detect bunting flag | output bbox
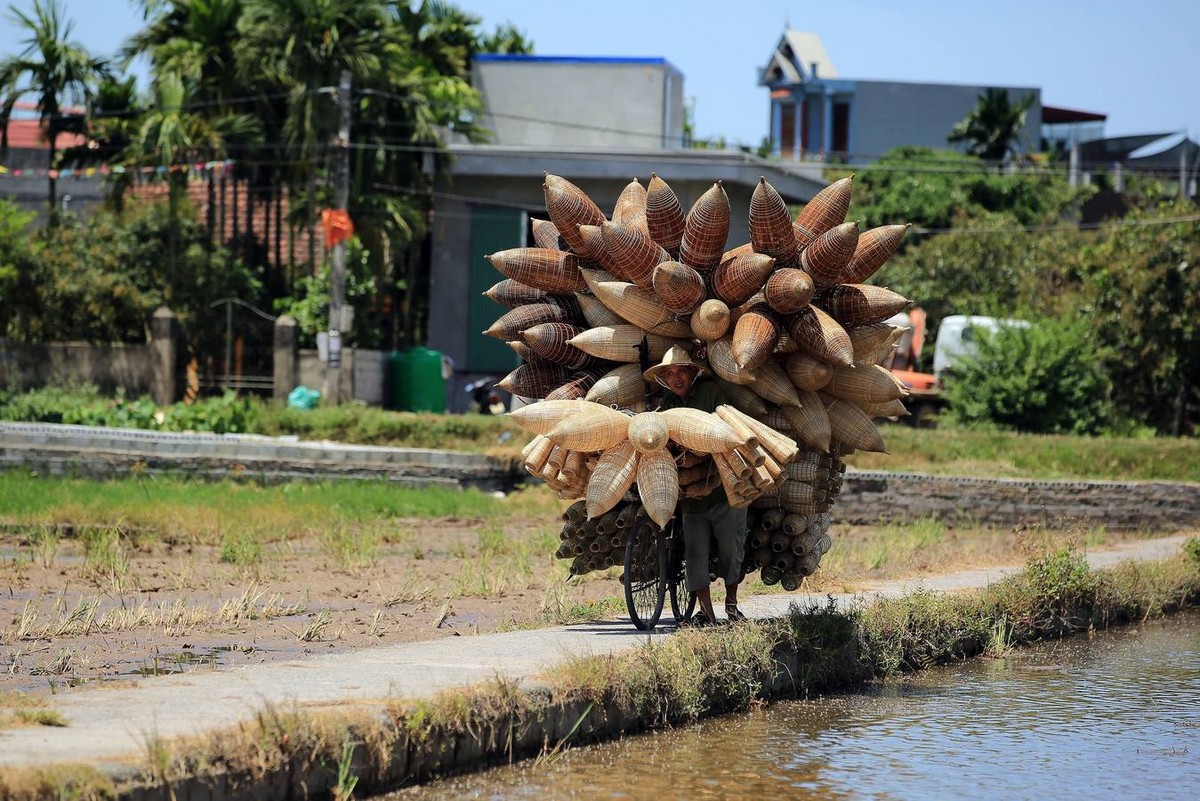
[0,159,235,180]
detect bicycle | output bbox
[623,506,696,631]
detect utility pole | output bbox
[324,70,352,405]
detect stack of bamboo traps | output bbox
[555,499,644,577]
[489,172,911,589]
[740,507,834,591]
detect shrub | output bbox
[942,317,1114,434]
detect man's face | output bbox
[661,366,699,398]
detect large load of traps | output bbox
[491,171,911,590]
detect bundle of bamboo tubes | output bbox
[487,172,912,589]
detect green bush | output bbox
[942,317,1115,434]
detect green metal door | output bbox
[468,206,527,373]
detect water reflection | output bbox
[384,611,1200,800]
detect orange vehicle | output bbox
[881,307,942,426]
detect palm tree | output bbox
[0,0,110,214]
[948,88,1036,162]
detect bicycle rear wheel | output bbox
[624,512,666,631]
[665,514,697,624]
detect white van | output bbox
[932,315,1031,379]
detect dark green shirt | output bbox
[650,378,730,511]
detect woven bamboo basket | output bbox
[545,402,632,452]
[784,351,833,391]
[824,363,910,404]
[612,178,648,233]
[715,379,769,417]
[718,405,798,465]
[817,284,911,327]
[660,407,745,453]
[576,225,613,267]
[800,221,859,288]
[522,322,592,369]
[792,175,853,249]
[711,452,753,508]
[484,278,549,309]
[575,292,626,329]
[546,444,567,475]
[840,223,909,285]
[531,218,566,251]
[510,399,589,435]
[781,395,833,451]
[544,173,606,256]
[706,337,758,385]
[781,513,808,536]
[848,323,905,366]
[484,300,578,340]
[712,252,775,307]
[713,406,760,451]
[508,340,554,368]
[721,241,754,261]
[854,398,910,419]
[722,448,753,479]
[727,292,767,329]
[601,221,669,289]
[773,331,801,354]
[569,325,683,363]
[749,177,798,267]
[545,369,606,401]
[523,434,554,473]
[581,269,691,338]
[651,260,706,314]
[585,440,640,519]
[764,268,815,315]
[487,248,587,294]
[646,173,686,258]
[561,449,587,483]
[784,459,831,484]
[690,298,730,341]
[778,480,831,514]
[820,393,888,453]
[497,363,572,399]
[735,441,768,469]
[732,304,781,370]
[786,306,854,367]
[627,411,670,453]
[585,363,648,409]
[749,356,802,407]
[636,448,679,527]
[760,508,786,531]
[678,182,731,271]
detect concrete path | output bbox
[0,533,1191,775]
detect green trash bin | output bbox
[389,347,446,412]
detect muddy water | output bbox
[386,611,1200,800]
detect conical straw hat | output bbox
[706,337,757,385]
[690,298,730,341]
[546,402,632,451]
[732,304,781,370]
[678,182,730,270]
[712,252,775,306]
[764,268,815,315]
[569,325,684,363]
[612,178,648,233]
[786,306,854,367]
[800,221,859,288]
[643,344,710,384]
[785,352,833,391]
[586,440,639,519]
[581,269,691,338]
[660,407,746,453]
[636,448,679,527]
[793,175,852,248]
[601,221,669,289]
[840,224,909,285]
[487,247,587,294]
[652,260,706,314]
[585,363,649,409]
[484,278,549,309]
[817,284,911,327]
[750,177,799,267]
[544,173,605,256]
[627,411,670,453]
[646,173,686,257]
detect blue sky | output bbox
[2,0,1196,148]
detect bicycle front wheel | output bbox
[624,512,666,631]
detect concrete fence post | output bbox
[274,315,299,402]
[150,306,179,406]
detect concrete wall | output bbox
[473,57,685,149]
[850,81,1042,158]
[0,340,154,395]
[296,348,388,407]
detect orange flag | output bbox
[321,209,354,248]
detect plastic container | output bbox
[389,347,446,412]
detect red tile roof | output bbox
[3,119,87,150]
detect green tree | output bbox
[0,0,110,214]
[0,199,36,335]
[947,88,1036,161]
[476,21,534,55]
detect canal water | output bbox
[385,610,1200,800]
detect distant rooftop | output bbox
[1043,105,1107,124]
[474,54,681,73]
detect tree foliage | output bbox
[947,88,1036,161]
